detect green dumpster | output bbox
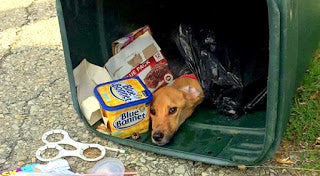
[56,0,320,165]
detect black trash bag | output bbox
[174,24,268,118]
[153,30,192,78]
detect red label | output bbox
[124,53,167,78]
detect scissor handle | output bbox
[78,144,106,161]
[36,143,64,162]
[42,129,70,144]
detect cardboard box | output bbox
[105,32,173,92]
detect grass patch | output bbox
[283,51,320,169]
[285,55,320,144]
[299,150,320,170]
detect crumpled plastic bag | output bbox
[174,24,268,118]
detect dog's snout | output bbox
[152,131,164,142]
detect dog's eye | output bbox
[150,108,156,115]
[169,107,177,115]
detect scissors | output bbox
[36,129,106,162]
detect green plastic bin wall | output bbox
[56,0,320,165]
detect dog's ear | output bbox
[180,85,201,101]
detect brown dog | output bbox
[150,74,204,145]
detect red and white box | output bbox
[105,29,173,92]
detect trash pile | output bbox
[73,26,173,140]
[74,24,268,139]
[1,24,268,175]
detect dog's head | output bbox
[150,85,203,145]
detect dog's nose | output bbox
[152,131,164,142]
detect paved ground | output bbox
[0,0,317,175]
